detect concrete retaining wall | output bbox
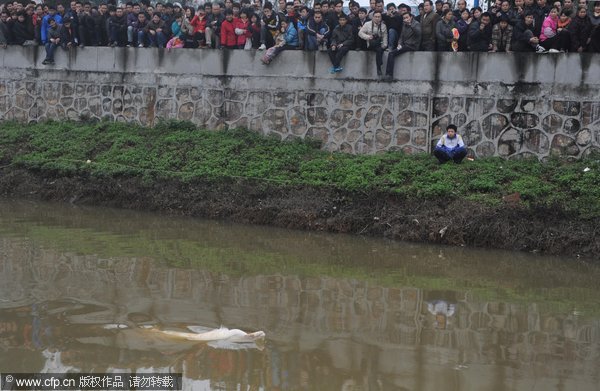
[1,46,599,159]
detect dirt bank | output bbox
[1,167,597,258]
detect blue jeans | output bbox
[44,42,58,61]
[388,28,399,48]
[148,31,166,47]
[137,30,146,46]
[305,27,328,50]
[306,35,318,50]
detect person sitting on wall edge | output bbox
[434,124,467,164]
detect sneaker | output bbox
[126,43,131,47]
[110,41,117,47]
[138,43,144,48]
[42,59,49,65]
[329,66,336,74]
[334,66,343,73]
[535,45,546,53]
[258,44,266,50]
[548,48,560,53]
[383,74,393,82]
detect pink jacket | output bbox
[540,15,557,42]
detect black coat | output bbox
[78,12,96,42]
[11,20,34,44]
[58,24,77,47]
[569,15,592,51]
[329,23,354,47]
[108,14,127,32]
[511,19,536,52]
[382,12,402,33]
[0,21,10,44]
[1,20,14,44]
[468,20,492,51]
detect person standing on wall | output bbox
[434,124,467,164]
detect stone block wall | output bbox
[0,47,599,159]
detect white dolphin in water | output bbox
[154,326,266,344]
[102,324,266,350]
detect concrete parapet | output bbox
[1,46,599,159]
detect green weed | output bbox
[1,121,600,217]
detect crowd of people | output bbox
[0,0,599,78]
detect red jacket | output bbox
[220,18,237,47]
[234,18,250,46]
[190,14,206,33]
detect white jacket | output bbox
[358,20,388,49]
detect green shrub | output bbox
[1,121,600,217]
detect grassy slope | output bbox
[1,120,600,218]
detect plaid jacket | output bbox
[492,23,513,52]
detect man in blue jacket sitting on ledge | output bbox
[434,124,467,164]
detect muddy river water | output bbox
[0,200,599,391]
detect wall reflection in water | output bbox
[0,201,599,390]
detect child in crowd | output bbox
[261,19,298,64]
